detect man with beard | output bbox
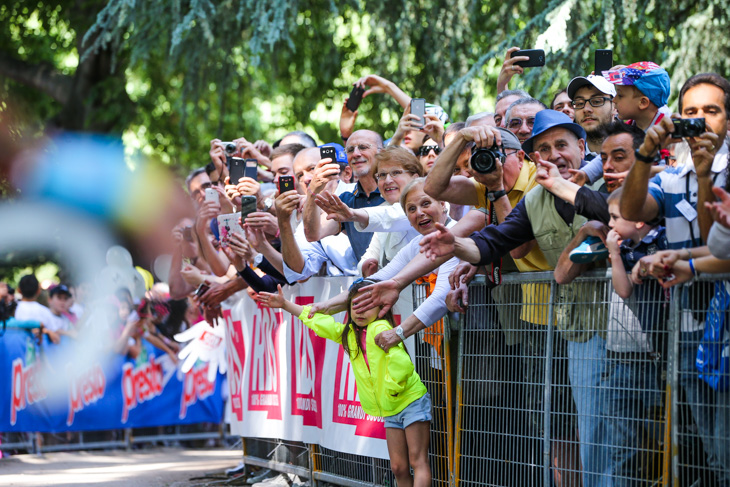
[567,75,618,185]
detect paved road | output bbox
[0,447,243,486]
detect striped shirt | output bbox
[648,140,728,249]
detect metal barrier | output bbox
[0,423,230,455]
[7,272,728,487]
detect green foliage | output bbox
[1,0,729,171]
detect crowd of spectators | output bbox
[3,49,730,486]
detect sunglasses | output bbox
[417,145,442,157]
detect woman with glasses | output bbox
[416,136,442,174]
[315,146,423,277]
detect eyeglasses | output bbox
[192,181,213,197]
[345,143,374,154]
[417,145,442,157]
[571,96,612,109]
[504,149,520,157]
[375,169,413,181]
[507,117,536,130]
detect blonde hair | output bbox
[399,177,446,217]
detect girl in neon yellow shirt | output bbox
[258,279,432,487]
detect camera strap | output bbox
[487,201,502,287]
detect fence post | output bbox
[542,281,557,486]
[667,283,682,487]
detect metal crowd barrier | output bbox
[7,271,727,487]
[0,423,231,455]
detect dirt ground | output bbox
[0,447,243,486]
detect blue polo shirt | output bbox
[338,182,385,261]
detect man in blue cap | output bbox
[419,109,611,486]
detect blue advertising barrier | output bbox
[1,329,224,432]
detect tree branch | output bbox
[0,54,73,105]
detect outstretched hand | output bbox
[256,284,286,309]
[535,158,562,190]
[419,222,456,261]
[351,279,400,317]
[315,191,355,222]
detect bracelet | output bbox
[341,134,349,142]
[684,248,692,260]
[689,258,699,277]
[634,149,661,164]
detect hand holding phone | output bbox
[410,98,426,129]
[278,176,295,194]
[204,188,219,203]
[510,49,545,68]
[320,146,337,164]
[346,85,365,112]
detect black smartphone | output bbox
[410,98,426,129]
[278,175,295,194]
[346,85,365,112]
[229,157,246,184]
[240,195,258,221]
[194,282,210,298]
[244,159,258,180]
[673,118,706,138]
[320,146,337,163]
[594,49,613,76]
[511,49,545,68]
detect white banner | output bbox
[222,277,414,459]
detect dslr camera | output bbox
[672,118,706,138]
[470,143,506,174]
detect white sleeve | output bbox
[708,222,730,260]
[358,232,384,274]
[354,204,412,233]
[582,156,604,184]
[369,238,420,282]
[413,256,459,327]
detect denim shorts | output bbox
[384,393,432,429]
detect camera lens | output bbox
[225,143,237,154]
[470,144,505,174]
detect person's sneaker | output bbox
[569,236,608,263]
[226,461,246,477]
[252,473,293,486]
[246,468,274,484]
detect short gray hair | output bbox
[465,111,495,127]
[505,98,547,125]
[496,89,531,103]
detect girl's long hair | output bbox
[340,279,397,359]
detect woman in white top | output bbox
[315,146,423,276]
[311,178,458,348]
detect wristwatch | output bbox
[262,197,274,211]
[395,325,406,342]
[634,149,660,164]
[486,189,507,202]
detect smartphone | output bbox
[182,226,194,242]
[511,49,545,68]
[194,282,210,298]
[240,195,258,222]
[410,98,426,129]
[244,159,258,180]
[320,146,337,163]
[594,49,613,76]
[204,187,218,203]
[278,175,295,194]
[229,157,246,184]
[346,85,365,112]
[217,212,244,241]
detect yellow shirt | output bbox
[471,160,550,325]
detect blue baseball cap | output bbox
[319,143,348,165]
[521,110,587,154]
[603,62,671,108]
